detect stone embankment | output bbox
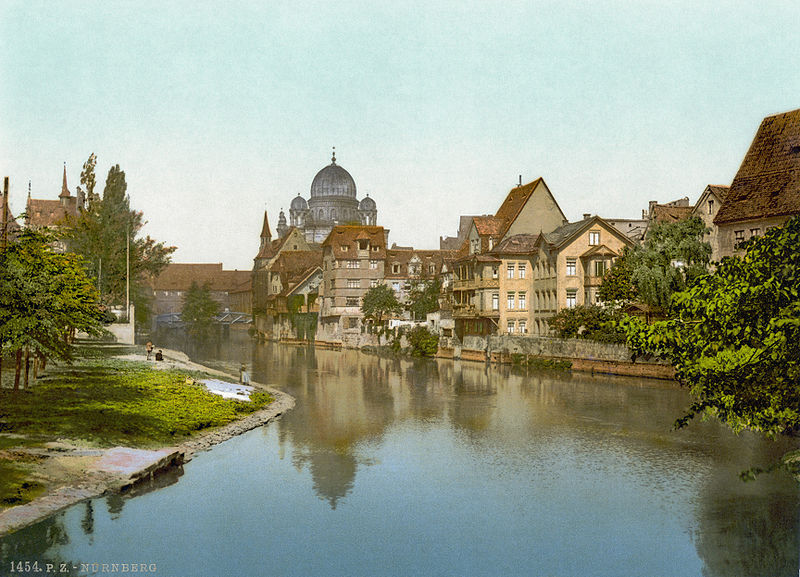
[0,348,295,537]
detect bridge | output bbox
[155,311,252,328]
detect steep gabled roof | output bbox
[706,185,730,201]
[260,211,272,239]
[650,204,693,223]
[272,250,323,293]
[25,198,72,228]
[715,108,800,225]
[473,215,505,237]
[494,177,566,238]
[543,217,634,250]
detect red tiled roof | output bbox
[491,233,539,254]
[322,225,387,259]
[25,198,75,228]
[151,263,251,292]
[384,249,456,279]
[715,108,800,225]
[706,185,730,201]
[651,205,693,223]
[493,178,543,236]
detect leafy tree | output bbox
[407,325,439,357]
[406,277,441,321]
[597,246,637,304]
[181,282,219,340]
[0,229,106,388]
[621,216,800,451]
[548,305,626,343]
[601,217,711,313]
[61,158,176,317]
[361,284,402,329]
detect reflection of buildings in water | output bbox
[292,449,357,510]
[693,450,800,577]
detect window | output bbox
[346,297,359,307]
[492,293,499,311]
[507,320,516,334]
[358,239,368,250]
[370,259,379,269]
[518,292,526,310]
[518,263,526,278]
[594,260,607,277]
[566,259,577,276]
[392,263,400,274]
[734,230,745,243]
[347,279,359,288]
[589,231,600,245]
[492,266,499,279]
[566,289,577,309]
[750,228,761,238]
[507,264,515,279]
[347,260,360,269]
[707,199,714,215]
[507,292,515,310]
[518,320,527,334]
[429,264,436,274]
[340,244,349,252]
[347,317,359,329]
[370,279,379,288]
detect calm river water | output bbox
[2,332,799,576]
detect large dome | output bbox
[310,155,357,198]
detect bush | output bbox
[548,305,626,343]
[407,326,439,357]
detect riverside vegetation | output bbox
[0,345,273,507]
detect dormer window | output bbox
[358,240,368,250]
[340,245,349,252]
[589,231,600,246]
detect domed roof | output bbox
[359,194,376,210]
[291,194,308,210]
[310,151,357,198]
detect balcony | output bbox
[453,277,500,291]
[584,276,604,288]
[453,304,500,319]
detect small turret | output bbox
[276,209,289,239]
[260,210,272,250]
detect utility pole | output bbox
[1,177,9,252]
[126,227,130,322]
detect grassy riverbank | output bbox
[0,346,273,507]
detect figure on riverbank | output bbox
[239,364,250,385]
[155,350,163,361]
[146,341,154,360]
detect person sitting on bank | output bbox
[155,349,164,361]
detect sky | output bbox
[1,1,799,270]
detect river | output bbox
[1,332,798,576]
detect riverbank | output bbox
[0,346,295,537]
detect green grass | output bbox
[0,462,44,506]
[0,354,273,449]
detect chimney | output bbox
[583,213,591,220]
[518,175,522,187]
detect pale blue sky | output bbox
[2,1,799,269]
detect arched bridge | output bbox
[155,311,252,328]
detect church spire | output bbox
[60,163,70,199]
[260,210,272,249]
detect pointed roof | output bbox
[715,108,800,225]
[260,211,272,239]
[543,216,634,250]
[494,177,566,238]
[59,164,70,199]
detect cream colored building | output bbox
[690,185,729,261]
[527,216,634,335]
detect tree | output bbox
[601,217,711,312]
[61,158,176,319]
[361,284,402,329]
[0,229,106,388]
[597,246,637,304]
[181,282,219,340]
[621,216,800,448]
[406,277,441,321]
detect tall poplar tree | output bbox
[62,157,176,319]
